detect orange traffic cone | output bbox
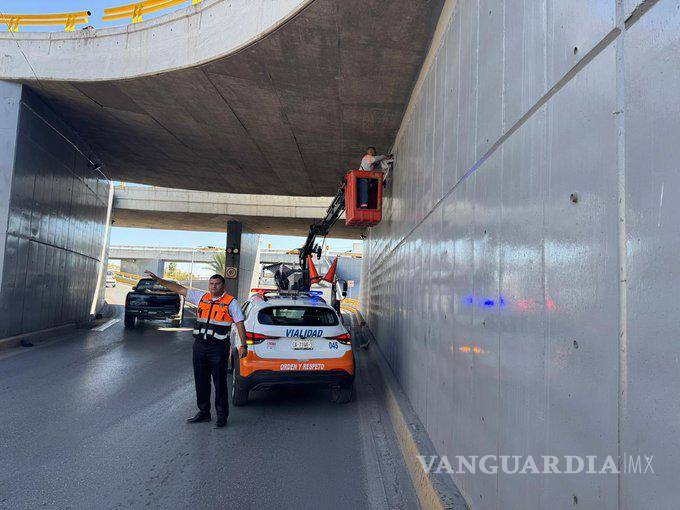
[307,255,322,284]
[322,257,338,283]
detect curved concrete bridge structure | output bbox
[0,0,443,195]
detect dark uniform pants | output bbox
[357,178,369,207]
[192,339,230,418]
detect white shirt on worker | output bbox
[360,154,388,171]
[185,289,245,323]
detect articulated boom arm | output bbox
[298,181,346,289]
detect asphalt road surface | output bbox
[0,284,418,509]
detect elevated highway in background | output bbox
[112,185,359,238]
[109,246,220,263]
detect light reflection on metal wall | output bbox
[363,0,677,507]
[237,232,261,304]
[0,85,110,338]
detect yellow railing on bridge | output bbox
[1,11,91,32]
[340,298,365,326]
[340,298,360,313]
[103,0,201,24]
[114,271,143,285]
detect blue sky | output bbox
[1,0,188,30]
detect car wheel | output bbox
[231,350,249,406]
[124,313,136,328]
[331,383,353,404]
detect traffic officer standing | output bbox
[144,271,247,428]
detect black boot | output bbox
[214,416,228,428]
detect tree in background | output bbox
[165,262,194,281]
[166,262,178,277]
[208,252,226,276]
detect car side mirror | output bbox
[131,286,137,291]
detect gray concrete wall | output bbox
[0,84,110,339]
[0,83,22,293]
[237,233,260,303]
[363,0,677,508]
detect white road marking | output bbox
[93,318,120,332]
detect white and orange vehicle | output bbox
[229,290,355,405]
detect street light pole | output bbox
[189,249,195,288]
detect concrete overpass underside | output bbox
[113,209,357,237]
[0,0,444,196]
[112,186,360,237]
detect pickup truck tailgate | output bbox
[127,293,180,311]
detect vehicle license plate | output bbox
[292,340,313,350]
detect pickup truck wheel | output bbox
[124,313,136,328]
[231,350,249,406]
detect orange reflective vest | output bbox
[193,292,235,341]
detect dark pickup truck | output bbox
[124,278,183,328]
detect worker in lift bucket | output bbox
[359,147,392,208]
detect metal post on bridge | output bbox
[189,249,195,289]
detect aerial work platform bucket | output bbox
[345,170,383,227]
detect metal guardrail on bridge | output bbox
[2,0,202,32]
[103,0,201,24]
[114,271,143,285]
[1,11,91,32]
[340,298,365,326]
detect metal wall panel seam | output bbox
[615,1,627,506]
[372,24,623,273]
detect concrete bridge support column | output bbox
[0,82,110,341]
[222,219,260,304]
[224,220,241,299]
